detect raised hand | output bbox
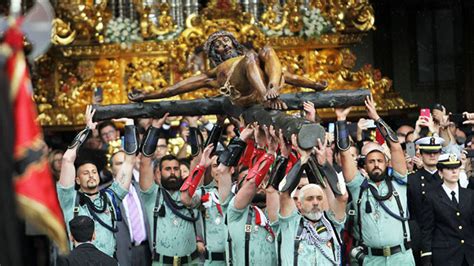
[264,125,278,153]
[112,117,134,125]
[335,106,352,121]
[128,88,146,102]
[278,129,291,158]
[365,95,380,121]
[152,113,170,128]
[291,134,312,164]
[239,123,254,142]
[313,137,327,165]
[185,116,199,127]
[85,105,98,129]
[463,112,474,125]
[199,144,215,168]
[303,101,316,122]
[253,122,266,148]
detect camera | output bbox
[350,246,366,264]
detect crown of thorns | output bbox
[203,31,236,55]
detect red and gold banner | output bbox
[5,21,68,253]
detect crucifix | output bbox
[94,31,369,149]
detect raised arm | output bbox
[279,134,306,218]
[313,138,348,221]
[234,124,276,210]
[263,126,280,223]
[114,118,137,191]
[335,107,358,182]
[129,73,214,102]
[365,95,407,175]
[180,144,214,207]
[139,114,169,191]
[217,124,253,202]
[59,105,97,187]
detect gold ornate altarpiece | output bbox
[35,0,415,128]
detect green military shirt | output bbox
[226,197,278,266]
[279,210,345,265]
[57,182,127,257]
[200,182,232,266]
[346,171,415,266]
[140,183,200,265]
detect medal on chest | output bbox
[266,234,274,243]
[215,216,221,225]
[173,218,179,226]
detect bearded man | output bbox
[336,96,415,266]
[278,134,348,265]
[128,31,327,110]
[138,115,204,265]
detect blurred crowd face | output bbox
[432,109,443,123]
[155,138,168,159]
[76,163,100,192]
[421,151,440,169]
[110,151,125,178]
[160,159,182,191]
[225,124,236,139]
[297,186,324,221]
[180,163,190,179]
[210,156,219,180]
[440,167,460,184]
[99,125,119,144]
[335,146,358,166]
[397,125,414,143]
[51,152,63,173]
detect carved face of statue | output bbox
[212,36,238,62]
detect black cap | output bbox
[69,215,95,243]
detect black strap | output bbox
[152,187,199,260]
[152,187,161,259]
[356,178,409,247]
[200,187,207,243]
[244,208,253,266]
[225,216,233,266]
[293,217,305,266]
[74,191,118,232]
[161,188,198,222]
[277,233,282,266]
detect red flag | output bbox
[5,21,68,252]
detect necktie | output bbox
[127,187,146,244]
[451,191,458,206]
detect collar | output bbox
[423,167,438,175]
[442,183,459,200]
[81,190,99,196]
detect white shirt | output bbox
[123,184,147,243]
[442,183,459,202]
[424,167,438,175]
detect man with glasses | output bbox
[407,136,444,265]
[98,121,120,149]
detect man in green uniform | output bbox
[279,135,348,265]
[336,96,415,266]
[181,123,253,265]
[57,106,136,257]
[226,124,280,266]
[139,115,203,265]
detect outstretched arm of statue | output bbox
[128,72,215,102]
[258,45,283,101]
[283,71,327,91]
